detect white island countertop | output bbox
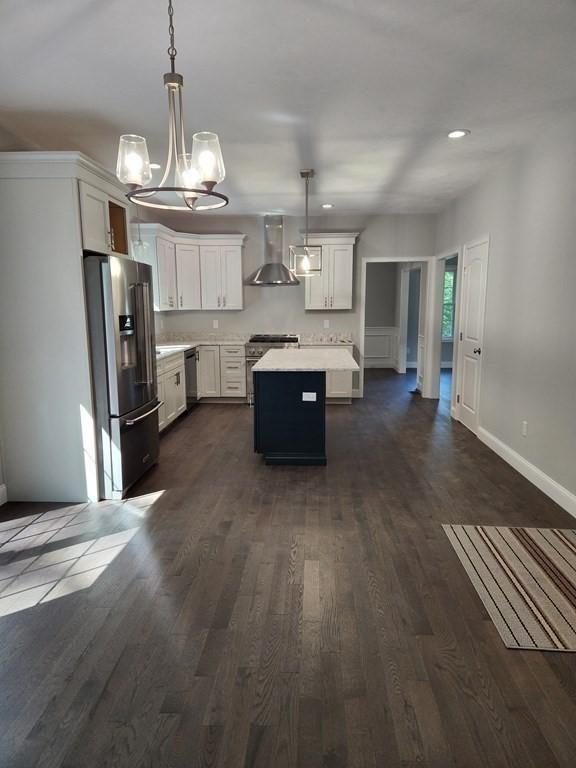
[252,348,359,372]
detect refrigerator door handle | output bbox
[141,281,154,385]
[123,401,164,426]
[134,282,154,386]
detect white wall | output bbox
[436,118,576,499]
[144,210,436,345]
[0,177,95,502]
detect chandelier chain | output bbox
[167,0,177,71]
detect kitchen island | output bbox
[252,348,359,465]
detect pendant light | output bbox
[289,169,322,277]
[115,0,228,212]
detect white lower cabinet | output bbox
[198,345,221,398]
[220,345,246,397]
[305,345,354,399]
[157,353,186,432]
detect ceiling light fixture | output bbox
[115,0,228,211]
[448,129,471,139]
[321,203,334,209]
[289,170,322,277]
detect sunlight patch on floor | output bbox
[0,490,165,618]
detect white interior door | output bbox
[175,243,201,310]
[457,238,489,434]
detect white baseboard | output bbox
[407,361,452,369]
[0,484,7,507]
[364,360,397,369]
[478,427,576,520]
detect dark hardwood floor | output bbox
[1,369,575,767]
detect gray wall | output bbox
[144,210,436,344]
[365,263,397,326]
[436,117,576,497]
[406,269,420,363]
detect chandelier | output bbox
[115,0,228,211]
[289,169,322,276]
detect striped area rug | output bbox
[443,524,576,651]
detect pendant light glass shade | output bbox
[116,135,152,186]
[191,132,225,187]
[176,153,201,206]
[289,245,322,276]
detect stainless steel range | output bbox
[245,334,299,403]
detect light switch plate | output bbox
[302,392,317,402]
[323,319,330,329]
[213,319,219,329]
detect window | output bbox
[442,267,456,340]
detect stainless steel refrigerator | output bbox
[84,253,160,499]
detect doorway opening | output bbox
[439,254,458,410]
[362,260,426,397]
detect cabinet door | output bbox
[79,181,110,253]
[157,376,167,431]
[326,370,353,398]
[220,246,243,309]
[164,371,178,423]
[108,200,129,255]
[305,247,329,309]
[176,244,201,310]
[198,345,221,397]
[200,246,221,309]
[174,365,187,416]
[157,238,177,310]
[329,245,354,309]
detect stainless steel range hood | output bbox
[245,216,300,286]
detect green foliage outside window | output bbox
[442,269,455,340]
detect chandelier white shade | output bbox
[115,0,228,212]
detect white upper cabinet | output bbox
[157,237,177,310]
[133,225,245,312]
[200,245,221,309]
[200,244,243,310]
[79,181,129,256]
[220,246,243,309]
[304,234,358,311]
[175,243,201,310]
[330,245,355,309]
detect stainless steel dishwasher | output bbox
[185,347,199,408]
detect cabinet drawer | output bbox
[221,380,246,397]
[220,344,245,358]
[221,359,245,384]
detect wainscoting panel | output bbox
[364,327,399,368]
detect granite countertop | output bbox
[155,339,247,360]
[252,348,359,372]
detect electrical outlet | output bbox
[212,319,219,329]
[521,420,528,437]
[323,319,330,329]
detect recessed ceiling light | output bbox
[150,162,161,169]
[448,129,471,139]
[321,203,334,209]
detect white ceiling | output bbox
[2,0,576,215]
